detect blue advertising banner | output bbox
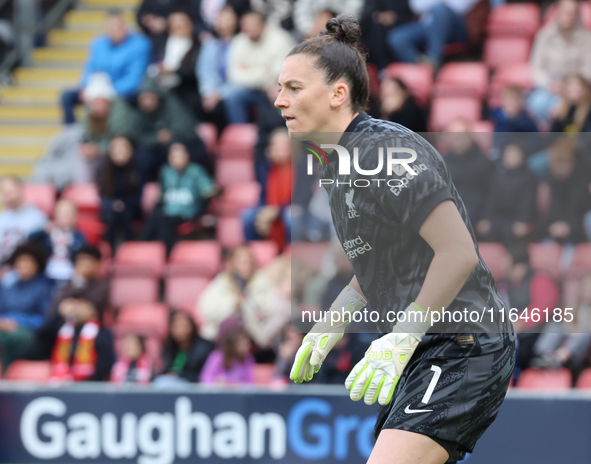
[0,385,590,464]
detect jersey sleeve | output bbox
[369,135,454,233]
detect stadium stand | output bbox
[517,368,572,389]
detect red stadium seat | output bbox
[528,243,563,279]
[566,243,591,276]
[486,3,541,39]
[483,37,531,70]
[367,63,380,97]
[544,2,591,29]
[218,124,258,159]
[4,360,51,382]
[429,96,482,132]
[23,183,56,217]
[113,242,166,277]
[196,123,218,155]
[517,368,571,389]
[249,240,279,268]
[576,368,591,389]
[470,120,494,153]
[385,63,433,106]
[61,184,101,217]
[478,242,507,281]
[167,240,222,278]
[254,363,277,385]
[165,275,211,308]
[489,63,533,106]
[562,276,582,308]
[76,216,106,246]
[110,276,160,307]
[217,181,261,216]
[141,182,161,217]
[215,159,255,187]
[290,241,330,273]
[216,216,245,249]
[434,62,489,99]
[116,303,169,339]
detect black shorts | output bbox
[374,338,516,464]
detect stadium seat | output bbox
[516,368,571,389]
[367,63,380,97]
[486,3,541,39]
[489,63,533,106]
[566,243,591,276]
[218,124,258,159]
[98,241,112,278]
[483,37,531,69]
[116,303,169,339]
[478,242,507,281]
[196,123,218,155]
[112,241,166,277]
[75,216,106,246]
[217,181,261,217]
[429,96,482,132]
[536,181,551,218]
[114,334,163,374]
[167,240,222,278]
[165,275,211,308]
[61,183,101,217]
[110,276,160,307]
[254,363,277,385]
[23,183,56,217]
[290,241,330,273]
[385,63,433,106]
[562,276,581,308]
[576,368,591,389]
[433,62,489,99]
[544,2,591,29]
[528,243,563,279]
[215,159,256,187]
[470,121,494,153]
[217,216,245,249]
[4,360,51,382]
[141,182,161,217]
[249,240,279,268]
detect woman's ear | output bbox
[330,81,350,109]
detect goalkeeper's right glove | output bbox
[290,285,367,383]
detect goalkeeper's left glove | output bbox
[345,303,432,406]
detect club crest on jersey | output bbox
[345,189,359,218]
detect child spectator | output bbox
[198,246,257,342]
[199,319,255,384]
[140,142,217,253]
[111,334,152,384]
[242,128,291,251]
[0,243,54,371]
[491,87,539,133]
[50,298,115,382]
[550,74,591,133]
[379,77,427,132]
[29,200,86,283]
[156,311,214,384]
[476,143,538,245]
[99,137,142,249]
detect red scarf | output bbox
[111,355,152,384]
[51,319,99,382]
[266,163,291,251]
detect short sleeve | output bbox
[369,136,454,233]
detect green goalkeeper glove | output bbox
[290,286,367,383]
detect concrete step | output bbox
[0,88,60,105]
[82,0,140,8]
[47,30,98,48]
[31,48,87,65]
[0,106,61,123]
[0,164,34,177]
[0,125,61,144]
[64,10,136,30]
[13,68,81,86]
[0,145,45,159]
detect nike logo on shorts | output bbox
[404,405,433,414]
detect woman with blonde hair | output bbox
[550,74,591,132]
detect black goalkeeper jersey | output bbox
[316,113,515,353]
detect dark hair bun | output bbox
[324,14,361,46]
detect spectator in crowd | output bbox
[443,119,494,226]
[198,246,257,342]
[33,74,135,189]
[242,254,292,352]
[0,177,47,263]
[537,141,590,243]
[99,137,142,249]
[251,0,295,31]
[22,246,109,362]
[293,0,362,38]
[197,4,240,132]
[0,243,54,371]
[528,0,591,124]
[111,334,153,384]
[140,142,217,253]
[198,0,250,33]
[310,332,367,384]
[476,143,538,245]
[50,298,115,382]
[306,9,337,38]
[156,310,214,384]
[226,10,295,123]
[137,0,180,58]
[61,10,151,124]
[379,76,427,132]
[200,318,255,384]
[550,74,591,133]
[130,77,208,184]
[386,0,480,67]
[491,86,538,138]
[242,128,291,251]
[29,200,86,283]
[274,322,304,380]
[361,0,414,72]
